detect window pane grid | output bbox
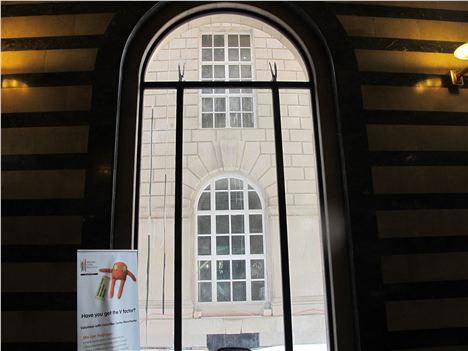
[196,177,266,303]
[200,33,255,128]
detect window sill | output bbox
[193,302,271,318]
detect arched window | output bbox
[113,3,357,350]
[133,10,327,350]
[196,176,266,303]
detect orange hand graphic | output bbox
[99,262,136,299]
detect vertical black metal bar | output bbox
[271,85,294,350]
[174,87,184,350]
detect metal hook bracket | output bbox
[178,63,185,81]
[269,62,278,82]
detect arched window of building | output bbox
[113,3,356,351]
[196,176,266,303]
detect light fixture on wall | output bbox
[1,78,28,88]
[450,43,468,86]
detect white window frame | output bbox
[199,32,257,129]
[195,175,267,304]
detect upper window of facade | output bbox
[200,33,255,128]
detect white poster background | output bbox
[77,250,140,351]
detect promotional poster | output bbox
[77,250,140,351]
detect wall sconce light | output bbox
[1,78,28,88]
[450,42,468,86]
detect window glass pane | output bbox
[248,191,262,209]
[217,282,231,302]
[198,237,211,255]
[228,34,238,47]
[202,48,212,61]
[214,88,225,94]
[213,34,224,47]
[216,215,229,233]
[198,192,210,210]
[232,260,246,279]
[228,48,239,61]
[215,192,229,210]
[230,178,243,190]
[249,214,263,233]
[216,236,230,255]
[242,97,253,111]
[213,48,224,61]
[230,191,244,210]
[199,282,212,302]
[217,260,230,280]
[202,88,212,94]
[229,88,240,94]
[215,113,226,128]
[240,48,251,61]
[202,97,213,112]
[232,236,245,255]
[251,281,265,301]
[214,65,225,78]
[201,65,213,79]
[198,261,211,280]
[198,215,211,234]
[231,215,244,234]
[250,235,264,254]
[243,113,254,128]
[228,64,239,78]
[241,65,252,79]
[251,260,265,279]
[214,98,226,112]
[202,114,213,128]
[233,282,246,301]
[138,89,178,344]
[230,113,241,127]
[215,178,228,190]
[202,34,212,47]
[239,35,250,47]
[229,97,241,111]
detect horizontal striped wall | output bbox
[2,48,99,74]
[1,3,115,350]
[335,1,468,350]
[2,1,468,350]
[1,13,113,38]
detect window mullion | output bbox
[246,256,252,302]
[271,86,293,349]
[174,87,184,351]
[211,184,217,302]
[245,201,252,302]
[225,33,230,128]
